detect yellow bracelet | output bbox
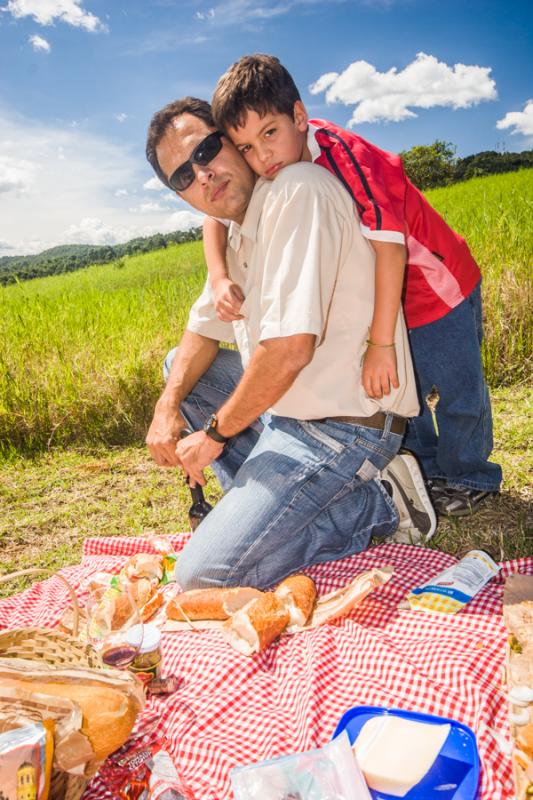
[366,339,395,348]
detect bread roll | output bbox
[167,586,262,621]
[140,589,164,621]
[125,554,163,583]
[275,575,316,629]
[0,667,143,766]
[222,592,290,656]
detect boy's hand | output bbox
[362,344,400,399]
[213,278,245,322]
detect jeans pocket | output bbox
[355,457,380,482]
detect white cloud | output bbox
[136,201,166,213]
[60,217,119,246]
[159,211,204,233]
[0,109,204,256]
[192,0,345,27]
[3,0,107,32]
[195,8,215,19]
[309,52,497,125]
[143,176,166,192]
[496,100,533,140]
[114,113,128,123]
[0,155,35,194]
[58,211,203,248]
[29,34,51,52]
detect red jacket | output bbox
[310,119,481,328]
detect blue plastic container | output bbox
[332,706,480,800]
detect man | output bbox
[145,97,435,590]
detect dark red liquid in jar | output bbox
[102,644,138,668]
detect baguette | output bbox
[0,665,143,767]
[167,586,262,621]
[222,592,290,656]
[275,575,316,630]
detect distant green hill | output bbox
[0,228,203,285]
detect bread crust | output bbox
[167,587,262,621]
[275,574,317,627]
[222,592,290,655]
[1,674,139,764]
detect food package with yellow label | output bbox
[402,550,500,614]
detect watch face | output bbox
[204,414,217,433]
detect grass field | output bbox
[0,170,532,457]
[0,384,530,598]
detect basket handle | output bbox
[0,568,80,637]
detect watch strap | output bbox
[204,413,229,444]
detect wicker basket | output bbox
[0,568,106,800]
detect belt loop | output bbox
[383,412,393,436]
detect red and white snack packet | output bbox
[98,715,193,799]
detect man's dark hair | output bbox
[145,97,216,189]
[212,54,301,131]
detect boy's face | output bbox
[227,101,309,180]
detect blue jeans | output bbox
[404,283,501,492]
[164,348,402,589]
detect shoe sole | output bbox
[384,453,438,541]
[387,471,434,536]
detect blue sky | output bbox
[1,0,531,255]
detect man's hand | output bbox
[175,430,224,487]
[213,277,244,322]
[362,344,400,399]
[146,398,186,467]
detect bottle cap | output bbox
[126,623,161,653]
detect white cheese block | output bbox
[353,716,450,797]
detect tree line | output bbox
[400,143,533,190]
[0,227,203,286]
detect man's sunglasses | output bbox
[168,130,224,192]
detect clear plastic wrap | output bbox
[231,731,371,800]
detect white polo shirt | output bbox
[187,162,419,420]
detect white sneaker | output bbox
[381,452,437,544]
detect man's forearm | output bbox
[216,334,315,437]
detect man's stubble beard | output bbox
[214,173,253,225]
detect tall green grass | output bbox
[1,171,531,456]
[0,243,205,455]
[425,170,532,386]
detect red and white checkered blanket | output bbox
[1,535,531,799]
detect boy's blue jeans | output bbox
[164,347,401,590]
[404,283,502,492]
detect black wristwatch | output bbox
[203,413,229,444]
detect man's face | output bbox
[156,113,255,223]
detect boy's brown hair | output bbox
[212,54,301,131]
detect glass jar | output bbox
[126,623,162,686]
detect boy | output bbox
[204,54,501,516]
